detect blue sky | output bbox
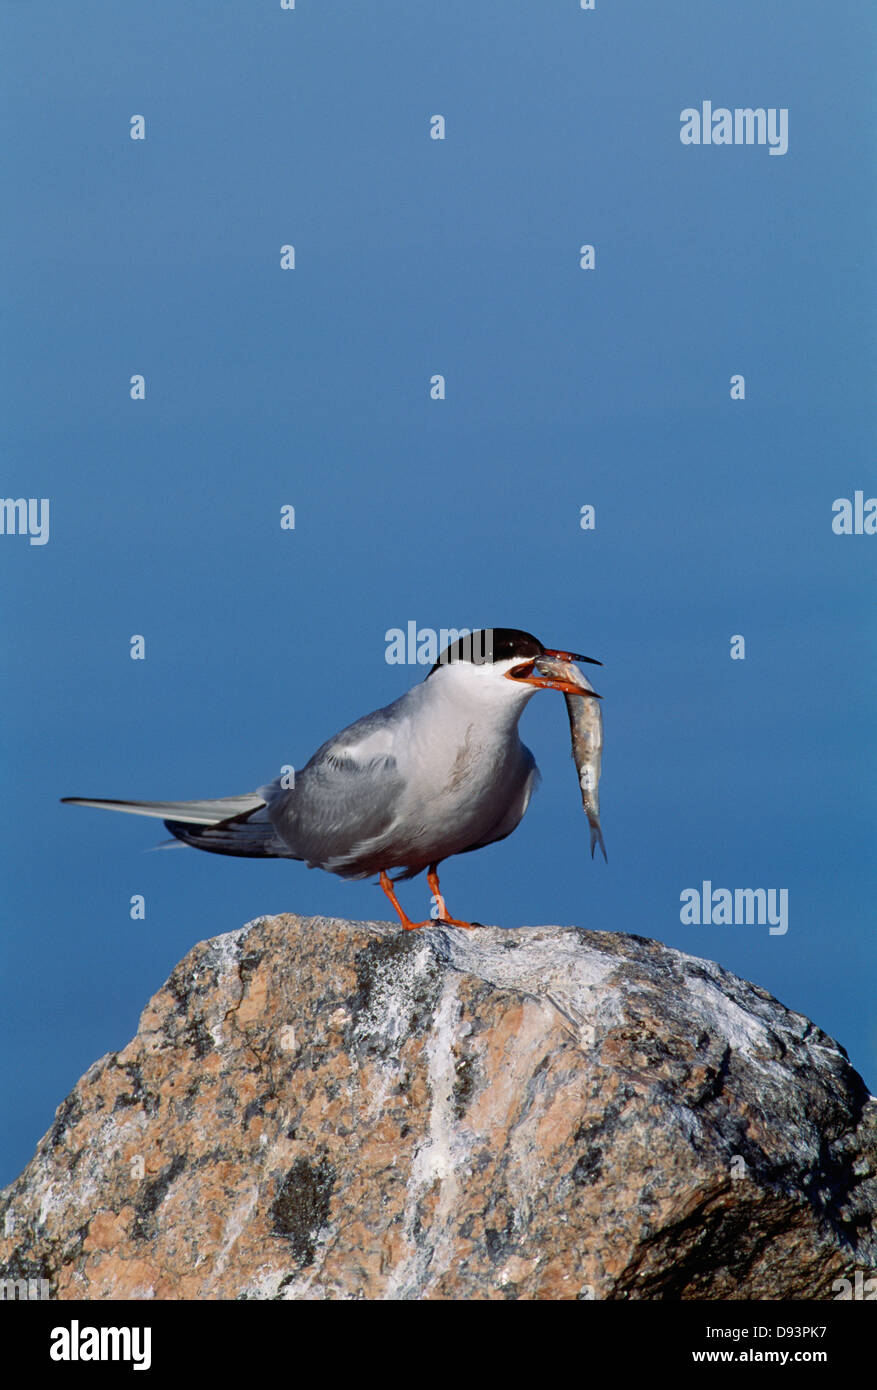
[1,1,874,1184]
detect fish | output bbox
[536,654,607,862]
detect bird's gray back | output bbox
[261,694,411,877]
[262,682,538,880]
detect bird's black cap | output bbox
[428,628,544,676]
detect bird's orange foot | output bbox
[380,868,483,932]
[426,866,479,929]
[380,871,437,931]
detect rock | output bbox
[1,914,874,1300]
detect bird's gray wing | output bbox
[261,704,408,877]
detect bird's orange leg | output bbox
[427,865,476,930]
[379,870,433,931]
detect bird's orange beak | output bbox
[506,653,602,698]
[516,673,602,698]
[543,647,602,666]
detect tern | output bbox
[62,628,602,930]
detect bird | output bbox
[62,627,601,930]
